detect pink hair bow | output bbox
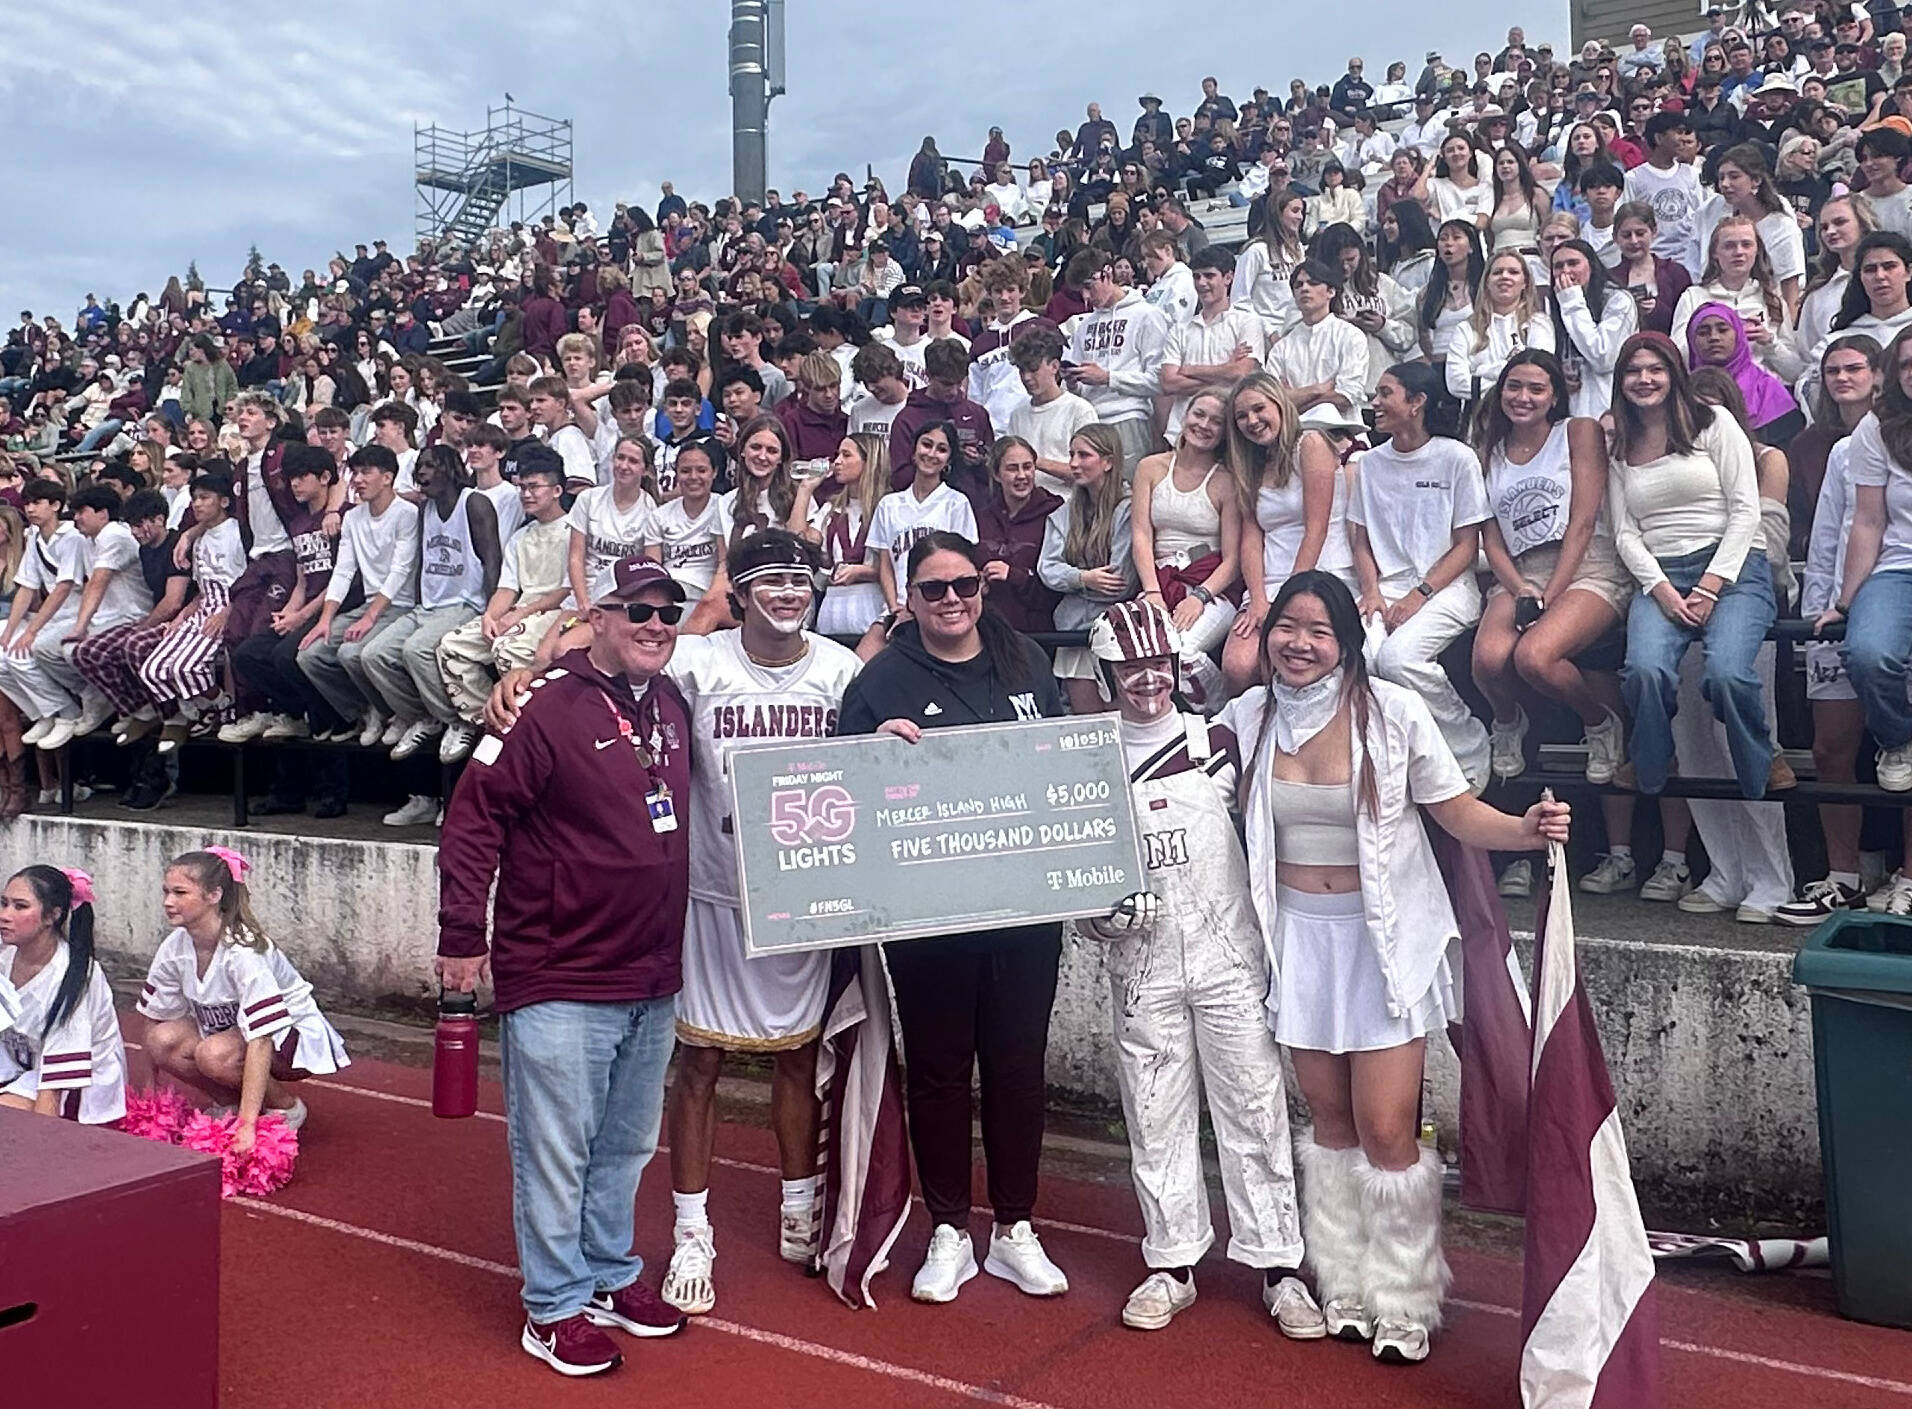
[205,846,252,884]
[60,867,96,906]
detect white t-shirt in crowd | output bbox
[1844,412,1912,575]
[848,392,909,443]
[646,494,726,600]
[1623,160,1705,276]
[546,422,601,486]
[568,484,656,598]
[1348,434,1492,584]
[480,478,525,546]
[81,521,154,630]
[1008,391,1099,497]
[865,480,978,586]
[328,496,421,608]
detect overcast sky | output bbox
[0,1,1564,319]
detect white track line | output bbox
[258,1072,1912,1399]
[233,1199,1065,1409]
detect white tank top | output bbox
[420,488,488,610]
[1487,421,1574,560]
[1149,454,1222,562]
[1265,775,1358,865]
[1257,439,1354,589]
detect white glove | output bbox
[1091,890,1157,939]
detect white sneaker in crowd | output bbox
[439,721,482,763]
[1488,708,1527,780]
[262,714,310,741]
[379,718,407,748]
[35,715,80,751]
[357,710,388,749]
[1264,1275,1327,1340]
[659,1226,716,1315]
[21,716,54,745]
[218,712,273,744]
[983,1220,1068,1296]
[1878,742,1912,792]
[382,794,438,827]
[1581,709,1626,785]
[911,1225,978,1304]
[1372,1314,1430,1363]
[1578,853,1638,894]
[390,719,443,760]
[1637,860,1692,903]
[1497,860,1532,899]
[1121,1270,1196,1330]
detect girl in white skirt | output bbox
[796,432,892,639]
[138,847,350,1151]
[1223,570,1569,1364]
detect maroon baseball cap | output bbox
[602,556,686,603]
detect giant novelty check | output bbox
[729,717,1145,955]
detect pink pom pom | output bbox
[120,1086,192,1143]
[176,1109,300,1198]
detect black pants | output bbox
[883,923,1062,1228]
[230,624,346,733]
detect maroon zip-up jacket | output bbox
[888,386,995,494]
[437,648,692,1013]
[969,483,1063,633]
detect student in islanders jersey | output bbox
[832,529,1073,1306]
[1078,598,1315,1337]
[479,531,864,1317]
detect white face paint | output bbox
[746,571,814,636]
[1111,659,1177,722]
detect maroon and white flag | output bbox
[1519,843,1663,1407]
[814,944,913,1309]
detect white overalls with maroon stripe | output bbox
[0,941,127,1123]
[137,928,349,1077]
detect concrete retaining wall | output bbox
[11,814,1821,1214]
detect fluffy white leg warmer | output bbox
[1296,1134,1366,1304]
[1355,1146,1452,1330]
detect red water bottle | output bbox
[432,990,479,1119]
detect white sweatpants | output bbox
[1675,641,1794,912]
[0,607,84,719]
[1366,574,1490,786]
[1104,916,1304,1269]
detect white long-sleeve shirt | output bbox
[1232,241,1302,341]
[1068,288,1170,424]
[327,496,421,608]
[1267,315,1371,410]
[1801,437,1855,617]
[1444,312,1556,401]
[1608,412,1761,589]
[1553,284,1637,420]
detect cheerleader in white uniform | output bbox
[0,864,126,1124]
[139,847,349,1152]
[1081,600,1313,1337]
[1224,570,1568,1364]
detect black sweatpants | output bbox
[883,923,1062,1228]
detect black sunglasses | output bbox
[617,602,684,625]
[911,575,982,602]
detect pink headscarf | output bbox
[1683,300,1797,430]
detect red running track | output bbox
[129,1043,1912,1408]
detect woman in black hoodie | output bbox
[835,531,1070,1307]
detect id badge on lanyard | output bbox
[603,690,677,833]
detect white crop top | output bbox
[1266,775,1359,865]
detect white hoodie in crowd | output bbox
[1067,288,1170,426]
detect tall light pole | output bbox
[728,0,785,204]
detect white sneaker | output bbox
[912,1225,979,1303]
[218,712,273,744]
[1488,708,1527,780]
[1264,1275,1327,1340]
[779,1201,821,1266]
[1497,860,1532,899]
[1324,1296,1373,1341]
[1735,903,1776,924]
[262,714,310,741]
[660,1226,716,1314]
[1121,1270,1197,1330]
[356,710,387,749]
[983,1220,1068,1296]
[1582,709,1626,785]
[1578,853,1638,895]
[1678,886,1732,915]
[1775,879,1864,927]
[1638,860,1692,903]
[390,719,443,760]
[382,794,438,826]
[72,697,114,737]
[1878,742,1912,792]
[21,716,54,745]
[379,718,408,748]
[1878,876,1912,917]
[1372,1314,1430,1363]
[439,721,481,763]
[265,1097,308,1132]
[35,716,80,751]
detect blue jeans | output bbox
[1843,567,1912,750]
[76,418,122,452]
[1622,548,1776,799]
[500,995,677,1322]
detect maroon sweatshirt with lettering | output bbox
[437,649,692,1013]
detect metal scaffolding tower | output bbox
[414,103,574,247]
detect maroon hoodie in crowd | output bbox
[888,385,995,493]
[438,648,692,1013]
[969,483,1064,634]
[776,396,848,461]
[521,292,569,361]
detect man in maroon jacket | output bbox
[437,556,694,1377]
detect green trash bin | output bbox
[1793,912,1912,1329]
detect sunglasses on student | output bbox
[911,575,982,601]
[615,602,684,625]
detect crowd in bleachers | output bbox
[11,1,1912,924]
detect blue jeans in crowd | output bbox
[1843,566,1912,752]
[500,994,677,1323]
[75,418,122,452]
[1622,547,1777,799]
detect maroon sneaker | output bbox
[521,1314,623,1376]
[586,1280,688,1339]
